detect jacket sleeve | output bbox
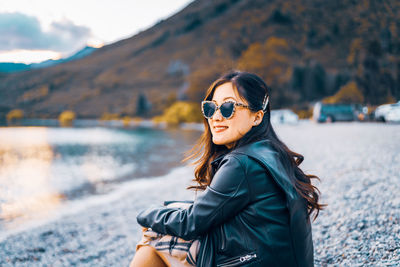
[136,155,250,240]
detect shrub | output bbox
[6,109,24,121]
[100,113,120,120]
[121,116,143,127]
[154,101,203,125]
[323,81,364,104]
[294,108,313,119]
[121,116,131,127]
[59,110,76,126]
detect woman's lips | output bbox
[214,126,228,133]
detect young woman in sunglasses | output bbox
[130,71,324,267]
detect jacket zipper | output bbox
[216,253,258,267]
[220,225,226,251]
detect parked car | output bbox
[271,109,299,124]
[313,102,365,123]
[374,101,400,122]
[385,105,400,123]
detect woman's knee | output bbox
[129,246,168,267]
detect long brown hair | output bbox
[184,71,325,220]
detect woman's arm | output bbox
[136,155,250,240]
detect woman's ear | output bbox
[253,110,264,126]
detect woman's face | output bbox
[208,82,262,149]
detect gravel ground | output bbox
[1,122,399,266]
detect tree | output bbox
[323,81,364,104]
[6,109,24,121]
[349,38,398,105]
[237,37,292,87]
[186,47,235,102]
[136,93,150,117]
[153,101,203,125]
[186,66,222,102]
[237,37,294,107]
[58,110,76,127]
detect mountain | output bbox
[0,0,399,119]
[0,62,29,73]
[0,46,97,73]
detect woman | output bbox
[130,71,324,267]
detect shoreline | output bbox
[0,118,206,129]
[0,165,196,243]
[0,165,196,266]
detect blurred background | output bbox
[0,0,399,266]
[0,0,399,124]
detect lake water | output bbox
[0,125,201,232]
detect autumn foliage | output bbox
[237,37,292,87]
[6,109,24,121]
[323,81,364,104]
[58,110,76,126]
[153,101,203,125]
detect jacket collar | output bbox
[209,140,298,201]
[211,153,226,168]
[231,140,299,201]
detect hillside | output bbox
[0,0,399,118]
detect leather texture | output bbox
[137,140,314,267]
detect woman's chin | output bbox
[212,137,225,146]
[212,137,231,147]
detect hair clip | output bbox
[262,95,269,111]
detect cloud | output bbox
[0,12,91,53]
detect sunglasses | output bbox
[201,100,251,119]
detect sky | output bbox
[0,0,193,64]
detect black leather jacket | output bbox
[137,140,314,267]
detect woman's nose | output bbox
[212,108,223,121]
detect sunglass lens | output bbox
[202,102,216,118]
[220,102,235,118]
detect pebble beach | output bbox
[1,122,399,266]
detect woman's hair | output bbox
[184,70,325,220]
